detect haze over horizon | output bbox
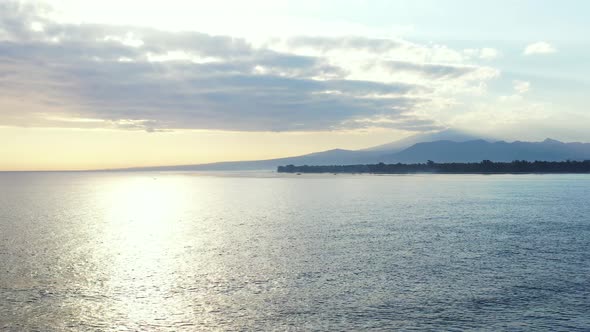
[2,0,590,170]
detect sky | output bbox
[2,0,590,170]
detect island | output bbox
[277,160,590,174]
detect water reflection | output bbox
[1,172,589,330]
[99,176,198,329]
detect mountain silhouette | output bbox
[361,129,489,153]
[384,139,590,163]
[117,130,590,171]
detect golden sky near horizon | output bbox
[0,126,410,170]
[2,0,590,170]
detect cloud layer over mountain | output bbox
[0,2,501,132]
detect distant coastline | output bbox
[277,160,590,174]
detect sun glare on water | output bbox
[98,175,199,327]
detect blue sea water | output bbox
[1,172,589,331]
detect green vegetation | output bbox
[277,160,590,174]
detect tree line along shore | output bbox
[277,160,590,174]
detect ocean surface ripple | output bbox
[1,172,589,331]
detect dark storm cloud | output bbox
[0,2,438,132]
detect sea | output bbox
[1,171,589,331]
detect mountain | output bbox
[361,129,488,153]
[119,129,482,171]
[120,148,382,171]
[382,139,590,163]
[116,130,590,171]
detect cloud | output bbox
[463,48,500,60]
[286,36,402,53]
[0,2,499,133]
[523,41,556,55]
[495,80,531,103]
[513,80,531,94]
[383,61,495,80]
[479,48,500,60]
